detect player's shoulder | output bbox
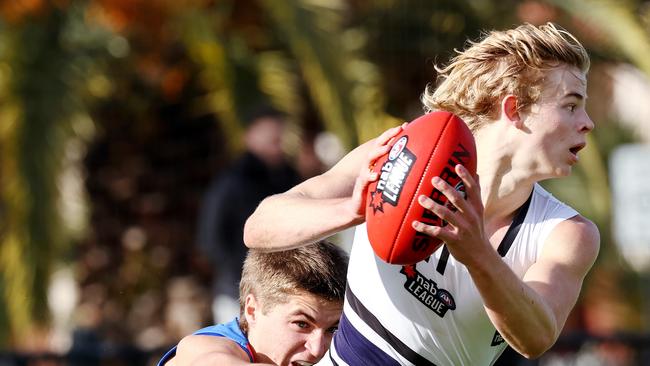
[547,214,600,265]
[564,214,600,245]
[176,333,248,361]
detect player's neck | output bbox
[480,170,533,223]
[475,130,535,224]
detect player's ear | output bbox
[244,294,259,324]
[501,95,523,129]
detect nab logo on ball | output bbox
[388,136,408,160]
[371,136,417,210]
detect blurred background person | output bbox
[195,105,301,324]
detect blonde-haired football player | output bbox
[245,23,599,365]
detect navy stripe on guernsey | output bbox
[334,285,437,366]
[331,312,400,365]
[497,191,533,257]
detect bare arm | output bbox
[244,125,404,250]
[169,335,274,366]
[468,216,598,358]
[414,165,599,358]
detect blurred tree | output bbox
[0,0,113,346]
[174,0,399,151]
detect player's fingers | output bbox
[367,143,391,164]
[417,194,461,228]
[366,124,406,172]
[358,162,378,183]
[455,165,482,209]
[411,220,442,237]
[352,168,378,216]
[411,220,456,242]
[367,169,378,182]
[431,176,469,214]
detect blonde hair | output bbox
[238,241,348,334]
[422,22,590,132]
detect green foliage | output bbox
[549,0,650,74]
[0,1,112,344]
[175,3,247,152]
[259,0,359,148]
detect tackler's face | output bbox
[519,65,594,178]
[245,291,342,366]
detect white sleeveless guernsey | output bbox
[320,184,578,366]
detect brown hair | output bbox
[238,241,348,333]
[422,22,590,132]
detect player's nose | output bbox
[580,111,595,133]
[305,331,330,359]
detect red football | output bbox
[365,111,477,265]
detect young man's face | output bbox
[245,291,342,366]
[520,65,594,178]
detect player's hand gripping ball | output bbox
[366,111,477,265]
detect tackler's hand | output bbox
[350,123,407,222]
[412,164,490,266]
